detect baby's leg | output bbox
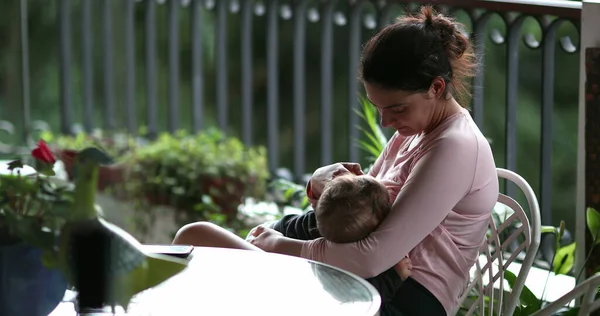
[172,222,263,252]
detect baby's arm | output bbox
[305,162,365,208]
[272,211,321,240]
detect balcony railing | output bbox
[0,0,582,227]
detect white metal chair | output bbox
[531,274,600,316]
[455,168,542,316]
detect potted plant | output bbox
[40,130,138,192]
[0,140,74,316]
[125,128,270,235]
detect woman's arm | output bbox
[295,135,480,278]
[270,211,404,302]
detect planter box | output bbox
[95,193,178,244]
[137,175,258,224]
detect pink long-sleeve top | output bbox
[301,108,498,315]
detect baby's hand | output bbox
[245,221,273,241]
[394,257,413,281]
[339,162,364,176]
[310,163,356,196]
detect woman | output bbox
[173,6,498,316]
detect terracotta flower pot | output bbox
[134,170,260,225]
[200,176,256,220]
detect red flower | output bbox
[31,140,56,164]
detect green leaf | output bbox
[7,159,23,171]
[354,97,388,161]
[541,225,558,235]
[587,207,600,244]
[503,270,541,309]
[357,131,383,156]
[40,250,58,269]
[541,225,562,251]
[300,196,310,209]
[503,269,517,286]
[34,160,56,177]
[521,304,543,315]
[553,242,576,275]
[558,220,566,240]
[78,147,114,165]
[512,305,525,316]
[357,140,381,158]
[39,130,54,143]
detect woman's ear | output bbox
[428,77,447,99]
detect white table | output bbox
[49,247,381,316]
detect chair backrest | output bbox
[531,274,600,316]
[455,168,542,316]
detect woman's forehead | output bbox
[366,87,419,108]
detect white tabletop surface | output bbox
[49,247,381,316]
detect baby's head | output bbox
[315,174,391,243]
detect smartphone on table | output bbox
[142,244,194,259]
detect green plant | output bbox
[269,96,389,211]
[0,140,75,267]
[124,128,270,237]
[469,208,600,316]
[355,96,389,165]
[40,130,138,160]
[41,130,137,192]
[268,178,310,211]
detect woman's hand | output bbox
[310,162,364,196]
[248,225,284,252]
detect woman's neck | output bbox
[424,98,463,135]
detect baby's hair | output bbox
[315,175,391,243]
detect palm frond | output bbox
[354,97,388,161]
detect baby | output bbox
[313,170,412,281]
[315,173,389,243]
[249,163,412,301]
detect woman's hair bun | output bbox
[419,5,467,59]
[359,5,477,106]
[422,5,435,27]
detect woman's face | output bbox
[364,81,444,137]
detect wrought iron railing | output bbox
[0,0,582,226]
